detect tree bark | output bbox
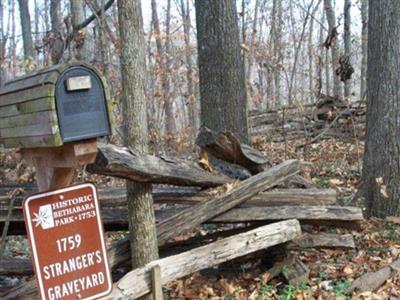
[361,0,400,217]
[179,0,197,130]
[118,3,159,300]
[50,0,63,64]
[70,0,88,60]
[323,0,342,99]
[195,0,249,143]
[343,0,351,98]
[17,0,34,61]
[360,0,368,101]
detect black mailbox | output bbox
[0,62,112,148]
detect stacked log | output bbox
[249,98,366,142]
[0,132,365,299]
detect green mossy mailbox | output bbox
[0,62,112,148]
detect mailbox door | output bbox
[55,66,111,142]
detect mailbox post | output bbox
[0,61,112,190]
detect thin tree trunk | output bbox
[272,0,283,107]
[343,0,351,98]
[179,0,196,130]
[361,0,400,217]
[118,4,159,300]
[195,0,249,143]
[288,1,313,105]
[316,9,324,96]
[360,0,368,101]
[50,0,63,64]
[323,0,342,99]
[246,0,260,80]
[17,0,34,62]
[71,0,89,60]
[0,0,4,86]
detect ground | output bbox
[1,137,400,299]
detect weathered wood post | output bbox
[0,61,113,191]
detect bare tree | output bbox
[151,0,175,138]
[50,0,64,64]
[118,3,159,300]
[343,0,351,98]
[71,0,89,60]
[195,0,249,143]
[17,0,34,62]
[323,0,342,98]
[360,0,368,101]
[179,0,197,130]
[271,0,283,107]
[361,0,400,217]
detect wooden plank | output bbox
[86,143,232,187]
[0,84,54,107]
[0,122,58,139]
[0,110,57,129]
[212,206,363,222]
[0,97,55,118]
[0,132,62,148]
[0,69,59,96]
[102,220,301,300]
[155,159,301,246]
[288,233,355,249]
[151,265,164,300]
[105,160,301,270]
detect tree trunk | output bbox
[17,0,34,61]
[71,0,88,60]
[118,3,159,300]
[360,0,368,101]
[179,0,197,130]
[361,0,400,217]
[323,0,342,99]
[50,0,63,64]
[272,0,283,107]
[343,0,351,98]
[195,0,249,143]
[151,0,175,138]
[0,0,4,86]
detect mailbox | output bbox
[0,62,112,148]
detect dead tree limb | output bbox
[86,143,231,187]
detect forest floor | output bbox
[2,138,400,299]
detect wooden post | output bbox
[21,139,98,191]
[151,265,163,300]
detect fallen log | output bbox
[102,220,301,300]
[287,233,355,250]
[155,159,302,246]
[0,187,336,210]
[107,159,301,270]
[212,206,363,223]
[196,127,270,174]
[86,143,231,187]
[349,259,400,293]
[0,191,344,235]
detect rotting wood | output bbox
[101,220,302,300]
[349,259,400,293]
[212,206,363,223]
[86,143,232,187]
[287,233,355,249]
[281,255,310,285]
[155,159,302,246]
[196,126,270,174]
[0,186,337,210]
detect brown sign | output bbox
[23,183,112,300]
